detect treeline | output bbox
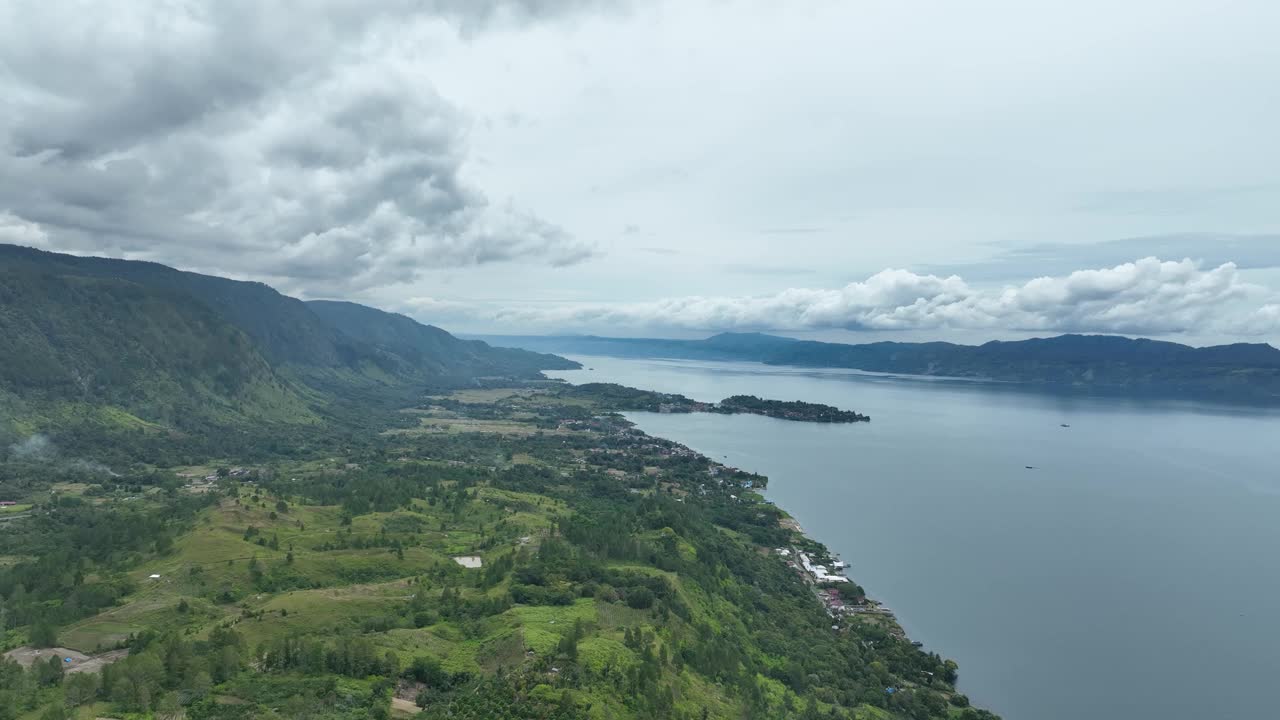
[0,491,212,638]
[0,627,246,720]
[715,395,870,423]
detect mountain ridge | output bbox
[0,244,576,442]
[475,331,1280,401]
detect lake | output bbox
[547,356,1280,720]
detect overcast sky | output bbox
[2,0,1278,345]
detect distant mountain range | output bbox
[0,244,575,439]
[478,331,1280,402]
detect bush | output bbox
[626,587,654,609]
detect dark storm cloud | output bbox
[0,0,611,290]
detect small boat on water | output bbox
[1060,423,1071,428]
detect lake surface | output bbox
[547,356,1280,720]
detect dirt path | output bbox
[390,697,420,715]
[3,646,128,674]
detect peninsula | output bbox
[556,383,870,423]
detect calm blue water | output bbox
[548,356,1280,720]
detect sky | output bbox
[2,0,1279,346]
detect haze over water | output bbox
[549,356,1280,720]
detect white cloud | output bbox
[0,1,603,292]
[2,0,1277,342]
[444,258,1278,337]
[0,212,49,247]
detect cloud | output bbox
[5,433,119,475]
[925,233,1280,281]
[0,1,606,291]
[0,212,49,247]
[460,257,1279,336]
[8,434,53,460]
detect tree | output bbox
[407,656,449,688]
[283,694,311,718]
[35,655,64,686]
[29,621,58,648]
[212,645,241,683]
[186,666,211,696]
[382,651,400,677]
[155,691,182,720]
[63,672,99,707]
[627,587,655,609]
[39,705,68,720]
[0,692,16,720]
[111,654,165,712]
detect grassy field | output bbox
[386,416,547,437]
[54,472,565,660]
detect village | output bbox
[775,535,906,635]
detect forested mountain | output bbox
[0,266,313,434]
[306,300,577,378]
[0,245,575,441]
[0,245,354,368]
[482,332,1280,401]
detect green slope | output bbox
[307,300,579,379]
[0,245,575,386]
[0,244,353,368]
[0,245,577,444]
[0,266,316,436]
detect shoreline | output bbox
[611,412,974,707]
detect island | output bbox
[712,394,871,423]
[555,382,871,423]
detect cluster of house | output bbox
[777,547,850,585]
[820,587,849,613]
[181,467,255,484]
[556,417,615,433]
[800,552,851,584]
[775,547,868,617]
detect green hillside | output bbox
[307,300,579,379]
[0,266,315,438]
[0,245,353,369]
[0,386,997,720]
[0,245,576,445]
